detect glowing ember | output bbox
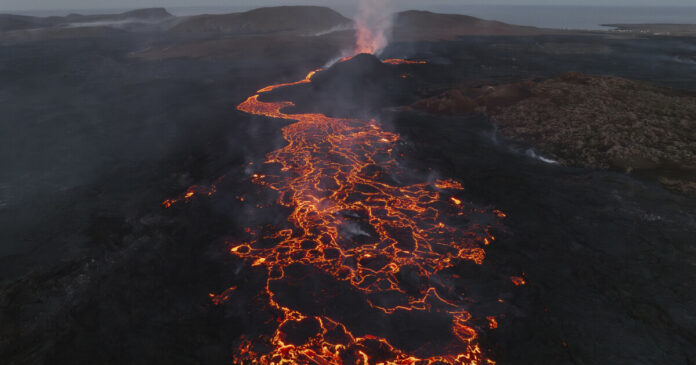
[486,316,499,329]
[510,276,526,286]
[161,176,224,208]
[209,286,237,306]
[493,210,507,219]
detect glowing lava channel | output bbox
[233,58,503,364]
[166,57,505,364]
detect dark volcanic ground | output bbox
[1,28,696,364]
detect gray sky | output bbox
[2,0,695,13]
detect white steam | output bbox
[64,19,162,28]
[525,149,559,164]
[310,23,354,37]
[353,0,394,55]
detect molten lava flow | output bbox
[382,59,428,65]
[166,57,505,364]
[234,59,503,364]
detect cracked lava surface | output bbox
[166,56,507,364]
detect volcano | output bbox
[1,5,695,365]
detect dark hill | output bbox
[112,8,172,20]
[61,8,173,22]
[170,6,351,34]
[270,54,421,117]
[393,10,563,41]
[324,53,386,76]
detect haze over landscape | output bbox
[3,0,696,10]
[4,1,696,31]
[1,0,695,364]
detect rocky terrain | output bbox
[1,5,695,365]
[413,73,696,196]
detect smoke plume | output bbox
[353,0,393,55]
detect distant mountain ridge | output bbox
[393,10,562,41]
[1,6,579,44]
[1,6,557,37]
[0,8,173,32]
[168,6,351,34]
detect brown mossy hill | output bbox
[169,6,351,35]
[413,83,534,114]
[393,10,565,41]
[414,73,696,196]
